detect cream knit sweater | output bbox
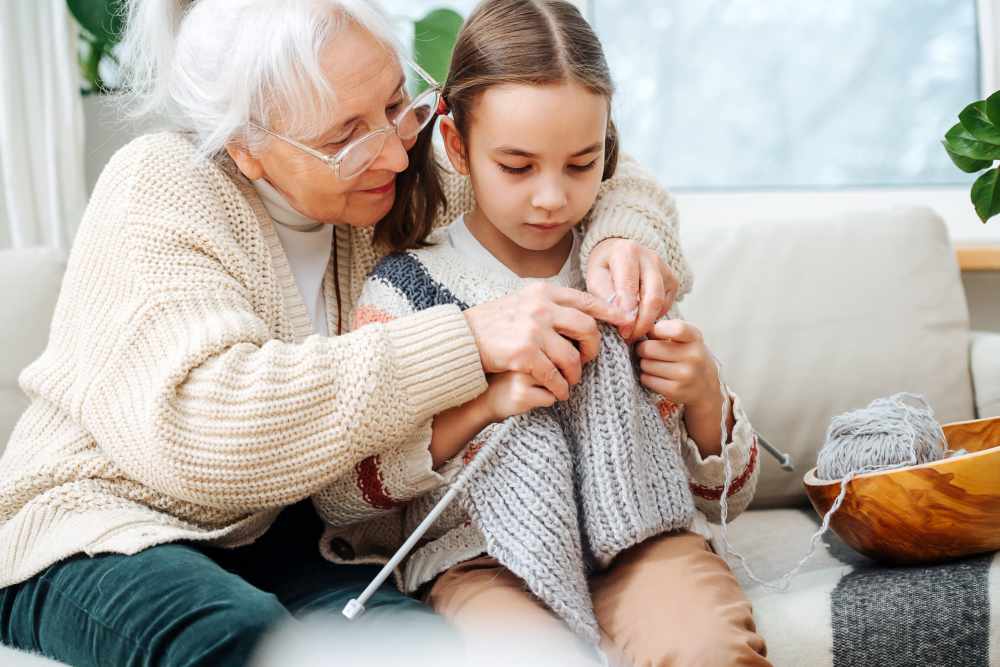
[0,131,692,588]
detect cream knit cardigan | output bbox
[0,131,693,588]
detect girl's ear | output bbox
[226,141,266,181]
[439,117,470,175]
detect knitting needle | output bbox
[342,481,462,620]
[755,432,794,471]
[343,432,505,621]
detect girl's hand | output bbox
[482,372,558,422]
[463,283,630,401]
[585,238,678,343]
[635,319,720,412]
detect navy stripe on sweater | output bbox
[369,252,470,312]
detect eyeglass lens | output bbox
[338,90,439,179]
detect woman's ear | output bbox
[439,117,470,175]
[225,141,266,181]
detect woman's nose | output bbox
[370,131,410,174]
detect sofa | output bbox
[1,206,998,666]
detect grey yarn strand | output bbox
[713,386,949,593]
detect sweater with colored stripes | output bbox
[315,220,760,592]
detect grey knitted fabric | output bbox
[460,325,695,644]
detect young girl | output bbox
[320,1,769,664]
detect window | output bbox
[591,0,981,190]
[383,0,1000,241]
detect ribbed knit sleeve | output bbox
[23,134,486,513]
[678,388,760,522]
[435,150,693,300]
[311,268,454,528]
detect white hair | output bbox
[118,0,406,157]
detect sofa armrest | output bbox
[970,330,1000,419]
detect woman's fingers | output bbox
[542,328,584,387]
[550,304,601,364]
[608,247,641,319]
[527,347,570,400]
[549,285,629,327]
[631,256,669,340]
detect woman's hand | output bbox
[463,283,630,401]
[585,238,678,342]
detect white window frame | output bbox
[584,0,1000,244]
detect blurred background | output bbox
[0,0,997,328]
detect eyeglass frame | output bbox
[248,59,442,181]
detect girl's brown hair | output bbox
[379,0,618,252]
[373,117,443,252]
[444,0,619,179]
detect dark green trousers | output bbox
[0,500,445,666]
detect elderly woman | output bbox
[0,0,696,665]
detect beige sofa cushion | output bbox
[0,249,66,452]
[971,331,1000,418]
[680,207,974,507]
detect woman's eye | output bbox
[387,100,404,116]
[568,159,599,173]
[498,163,531,175]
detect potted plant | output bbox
[66,0,461,96]
[942,91,1000,224]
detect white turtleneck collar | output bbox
[251,178,335,336]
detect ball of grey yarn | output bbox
[815,393,948,481]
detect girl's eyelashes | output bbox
[498,163,531,175]
[569,159,599,173]
[496,159,600,175]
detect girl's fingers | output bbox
[639,373,678,398]
[651,319,702,343]
[525,386,558,409]
[639,358,693,382]
[636,339,688,363]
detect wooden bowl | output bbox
[803,416,1000,564]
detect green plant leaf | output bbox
[970,167,1000,223]
[942,141,992,173]
[67,0,125,46]
[958,101,1000,144]
[413,9,463,93]
[943,122,1000,161]
[986,90,1000,127]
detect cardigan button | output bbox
[329,537,355,561]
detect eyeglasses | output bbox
[250,61,441,181]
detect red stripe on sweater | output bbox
[355,455,402,510]
[353,305,394,329]
[658,399,680,421]
[689,436,759,501]
[463,441,484,465]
